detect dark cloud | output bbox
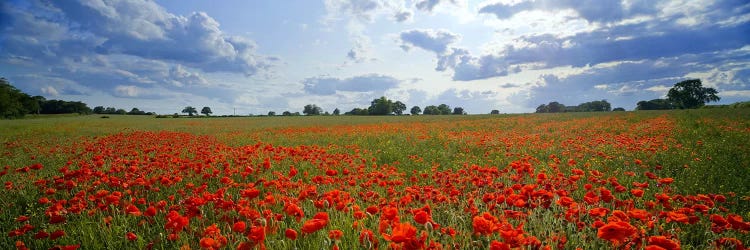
[302,74,401,95]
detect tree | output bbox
[490,110,500,115]
[636,99,673,110]
[345,108,368,115]
[303,104,322,115]
[1,78,34,118]
[436,104,451,115]
[282,111,292,116]
[332,108,340,115]
[667,79,720,109]
[535,104,548,113]
[182,106,197,116]
[93,106,105,114]
[452,107,466,115]
[201,106,212,116]
[410,106,421,115]
[423,105,439,115]
[268,111,276,116]
[613,107,626,111]
[392,101,406,115]
[128,108,147,115]
[368,96,394,115]
[547,102,564,113]
[576,100,611,112]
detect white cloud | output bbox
[41,86,60,96]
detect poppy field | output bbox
[1,109,749,249]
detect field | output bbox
[1,110,749,249]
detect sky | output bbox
[1,0,749,115]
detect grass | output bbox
[0,109,748,249]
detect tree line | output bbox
[1,77,155,119]
[272,96,468,116]
[635,79,720,110]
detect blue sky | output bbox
[1,0,749,114]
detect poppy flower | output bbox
[646,236,680,250]
[285,229,298,240]
[232,221,247,233]
[597,221,637,243]
[126,232,137,241]
[328,230,343,240]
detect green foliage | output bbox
[392,101,406,115]
[332,108,340,115]
[535,101,565,113]
[410,106,421,115]
[667,79,720,109]
[267,111,276,116]
[612,107,626,111]
[182,106,197,116]
[422,105,439,115]
[636,99,673,110]
[575,100,611,112]
[452,107,466,115]
[201,106,212,116]
[367,96,394,115]
[437,104,451,115]
[0,78,33,119]
[303,104,322,115]
[490,109,500,114]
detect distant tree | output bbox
[105,107,117,114]
[182,106,197,116]
[128,108,147,115]
[410,106,421,115]
[268,111,276,116]
[303,104,322,115]
[201,106,212,116]
[452,107,466,115]
[490,110,500,115]
[1,78,34,118]
[437,104,451,115]
[667,79,720,109]
[393,101,406,115]
[114,108,126,115]
[613,107,626,111]
[368,96,394,115]
[636,99,673,110]
[576,100,612,112]
[332,108,340,115]
[345,108,369,115]
[423,105,439,115]
[93,106,105,114]
[282,111,292,116]
[547,102,564,113]
[535,104,548,113]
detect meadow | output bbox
[1,109,748,249]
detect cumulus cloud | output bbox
[399,29,460,54]
[302,74,401,95]
[479,0,656,23]
[415,0,459,12]
[522,46,750,109]
[0,1,277,73]
[324,0,412,62]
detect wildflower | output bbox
[126,232,137,241]
[597,221,637,244]
[285,228,298,240]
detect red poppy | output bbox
[328,229,343,240]
[646,236,680,250]
[232,221,247,233]
[126,232,137,241]
[285,228,298,240]
[597,221,637,243]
